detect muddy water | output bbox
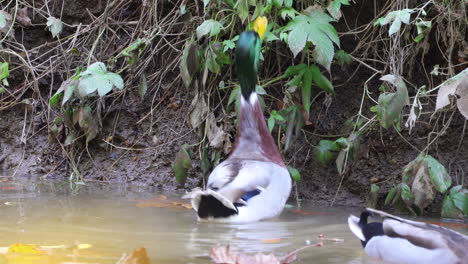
[0,181,466,264]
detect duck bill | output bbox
[191,189,238,219]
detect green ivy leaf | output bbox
[173,144,192,185]
[385,185,398,205]
[283,10,340,70]
[449,186,468,216]
[46,16,63,39]
[78,62,124,97]
[302,66,313,116]
[441,194,463,218]
[425,155,451,194]
[371,75,409,129]
[196,19,223,39]
[0,62,9,82]
[280,7,296,20]
[287,166,301,182]
[400,182,413,204]
[180,38,199,88]
[327,0,350,20]
[236,0,249,23]
[335,49,351,67]
[222,36,239,52]
[272,0,283,8]
[310,65,334,94]
[379,9,413,36]
[49,92,62,108]
[314,140,334,167]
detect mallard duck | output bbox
[348,208,468,264]
[190,18,292,223]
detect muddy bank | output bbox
[1,0,467,209]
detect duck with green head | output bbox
[190,17,292,223]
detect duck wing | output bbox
[366,208,468,260]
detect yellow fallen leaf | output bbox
[76,244,92,250]
[261,238,283,244]
[135,196,192,210]
[8,244,46,255]
[117,247,151,264]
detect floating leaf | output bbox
[288,166,301,182]
[118,247,151,264]
[173,144,192,185]
[46,16,63,39]
[283,10,339,70]
[196,19,223,39]
[314,140,334,167]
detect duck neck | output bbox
[230,93,285,167]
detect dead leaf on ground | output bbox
[117,247,151,264]
[135,196,192,210]
[16,7,32,26]
[435,69,468,119]
[0,11,13,35]
[189,92,208,129]
[207,113,230,150]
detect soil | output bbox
[1,0,467,209]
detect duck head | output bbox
[236,30,261,100]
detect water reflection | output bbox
[0,181,465,264]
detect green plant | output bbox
[50,62,124,144]
[385,154,468,218]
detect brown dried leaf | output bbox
[117,247,151,264]
[207,113,229,149]
[189,92,208,129]
[457,96,468,119]
[135,196,192,210]
[0,10,13,35]
[16,7,32,26]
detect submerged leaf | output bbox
[117,247,151,264]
